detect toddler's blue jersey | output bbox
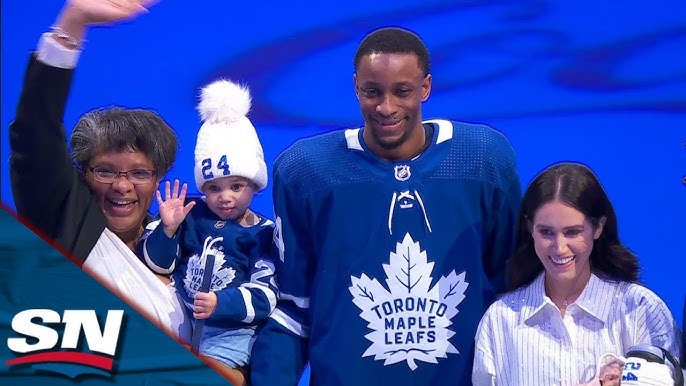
[139,200,278,331]
[267,119,521,385]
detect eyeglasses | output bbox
[88,166,156,185]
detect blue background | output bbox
[1,0,684,378]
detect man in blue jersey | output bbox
[250,27,522,386]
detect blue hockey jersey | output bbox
[138,200,278,331]
[254,119,521,386]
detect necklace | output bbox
[549,286,582,309]
[561,287,583,308]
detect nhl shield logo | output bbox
[394,165,411,181]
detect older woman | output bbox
[8,0,188,341]
[472,162,681,386]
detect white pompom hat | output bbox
[194,79,267,192]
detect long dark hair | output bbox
[506,162,640,291]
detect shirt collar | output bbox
[521,272,551,324]
[522,272,616,325]
[572,273,617,324]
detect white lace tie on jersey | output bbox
[200,235,224,271]
[387,190,432,235]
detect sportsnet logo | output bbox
[5,309,124,378]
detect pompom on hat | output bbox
[194,79,267,192]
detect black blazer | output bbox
[9,56,106,264]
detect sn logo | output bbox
[5,309,124,378]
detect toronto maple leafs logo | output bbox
[349,233,468,370]
[183,241,236,307]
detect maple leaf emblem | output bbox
[349,233,468,370]
[184,246,236,306]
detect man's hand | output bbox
[193,291,218,319]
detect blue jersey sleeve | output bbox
[250,317,309,386]
[210,226,279,324]
[481,128,521,296]
[250,150,312,385]
[136,219,180,275]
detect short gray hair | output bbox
[69,107,178,177]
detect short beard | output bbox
[370,123,410,150]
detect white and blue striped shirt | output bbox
[472,273,681,386]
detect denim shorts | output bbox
[198,324,256,368]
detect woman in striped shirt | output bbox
[472,162,681,386]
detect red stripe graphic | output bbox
[4,352,113,371]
